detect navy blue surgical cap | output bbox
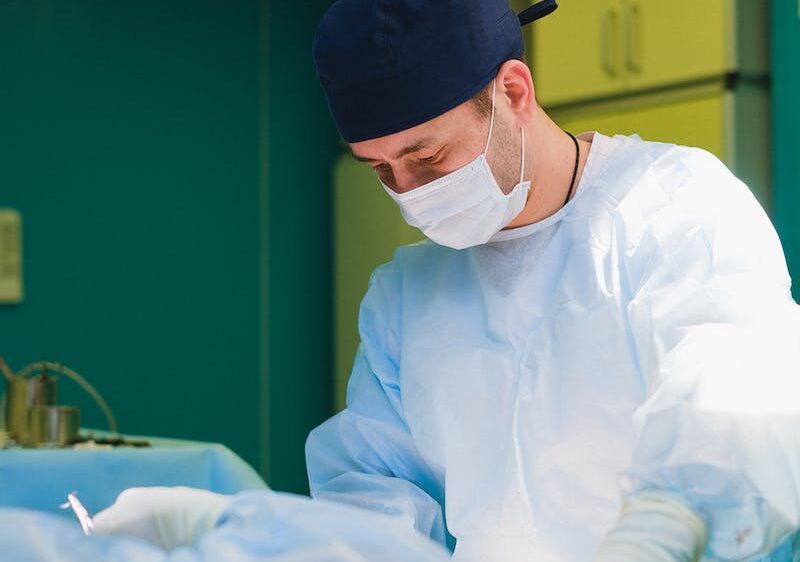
[313,0,558,143]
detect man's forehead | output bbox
[351,136,438,163]
[349,102,473,162]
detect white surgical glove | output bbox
[594,491,708,562]
[93,486,233,551]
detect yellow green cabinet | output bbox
[555,94,725,161]
[532,0,629,105]
[333,156,421,409]
[621,0,728,91]
[531,0,759,106]
[533,0,770,208]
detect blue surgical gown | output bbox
[306,133,800,562]
[0,490,451,561]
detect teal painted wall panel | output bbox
[0,0,338,495]
[772,0,800,300]
[0,0,264,469]
[263,1,339,494]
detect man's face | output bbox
[350,88,522,195]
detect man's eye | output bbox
[418,148,445,165]
[373,163,391,172]
[418,153,441,164]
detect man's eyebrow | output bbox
[394,137,436,159]
[351,137,437,163]
[351,153,374,163]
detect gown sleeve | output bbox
[305,258,448,547]
[621,147,800,560]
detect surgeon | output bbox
[94,1,800,561]
[304,1,800,561]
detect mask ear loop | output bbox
[519,126,526,184]
[484,78,527,185]
[484,79,497,155]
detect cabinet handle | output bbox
[601,8,619,78]
[624,2,641,73]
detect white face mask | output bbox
[381,80,530,250]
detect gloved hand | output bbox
[594,491,708,562]
[93,487,233,551]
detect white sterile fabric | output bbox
[381,80,531,250]
[307,132,800,562]
[93,487,233,551]
[0,490,452,561]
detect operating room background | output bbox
[1,0,798,495]
[0,0,338,494]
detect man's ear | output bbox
[497,59,536,126]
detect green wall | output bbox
[0,0,337,494]
[772,0,800,301]
[263,0,339,492]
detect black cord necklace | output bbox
[562,131,580,208]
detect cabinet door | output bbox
[622,0,729,91]
[333,155,421,409]
[555,94,724,158]
[531,0,627,106]
[621,94,726,160]
[552,110,628,139]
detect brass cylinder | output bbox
[27,405,79,447]
[6,375,58,444]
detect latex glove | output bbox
[594,491,708,562]
[93,487,233,551]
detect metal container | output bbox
[6,375,57,444]
[27,405,80,447]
